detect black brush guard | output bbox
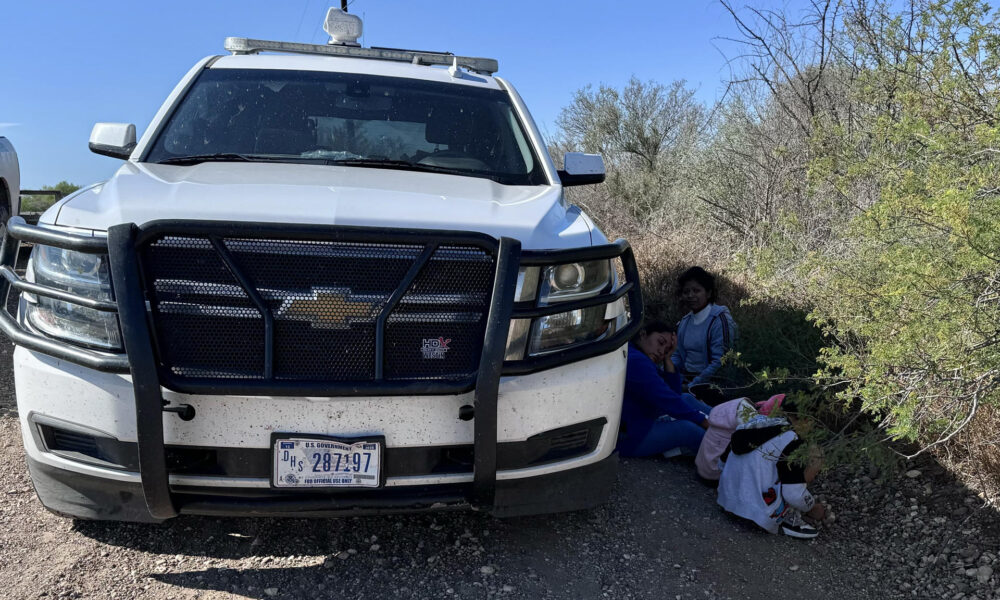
[0,217,643,519]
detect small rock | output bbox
[480,565,496,575]
[976,565,992,584]
[336,552,350,561]
[264,589,278,598]
[905,470,922,479]
[502,585,515,592]
[370,544,380,552]
[789,565,800,572]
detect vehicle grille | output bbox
[137,231,496,386]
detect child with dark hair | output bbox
[618,321,713,458]
[671,267,738,387]
[716,401,828,539]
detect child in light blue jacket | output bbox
[670,267,738,387]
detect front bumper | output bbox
[27,451,619,521]
[1,218,642,521]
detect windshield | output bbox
[145,68,547,186]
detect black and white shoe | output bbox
[780,511,819,539]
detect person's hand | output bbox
[663,332,677,359]
[806,502,826,522]
[661,333,677,371]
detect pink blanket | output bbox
[695,397,759,480]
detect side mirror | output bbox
[89,123,136,159]
[558,152,606,187]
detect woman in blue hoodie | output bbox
[619,322,711,457]
[671,267,738,387]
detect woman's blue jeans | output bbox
[618,393,710,458]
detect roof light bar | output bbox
[223,37,499,75]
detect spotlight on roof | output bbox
[323,8,363,46]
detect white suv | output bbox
[0,10,642,522]
[0,136,19,236]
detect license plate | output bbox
[272,436,382,488]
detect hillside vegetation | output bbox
[556,0,1000,499]
[20,181,79,213]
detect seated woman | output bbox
[618,321,712,458]
[671,267,738,388]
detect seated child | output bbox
[695,394,786,482]
[716,402,827,539]
[694,397,759,482]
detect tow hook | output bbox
[458,404,475,421]
[162,402,196,421]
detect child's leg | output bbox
[619,419,706,457]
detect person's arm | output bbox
[659,332,684,394]
[778,439,824,517]
[670,347,684,375]
[671,321,686,374]
[690,312,736,386]
[660,363,684,396]
[626,356,705,426]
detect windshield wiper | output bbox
[155,153,274,166]
[326,158,465,176]
[156,154,474,177]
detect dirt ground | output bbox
[1,335,998,600]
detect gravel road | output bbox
[1,335,999,600]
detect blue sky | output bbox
[0,1,761,189]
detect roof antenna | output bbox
[341,0,348,11]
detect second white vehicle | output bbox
[0,136,19,235]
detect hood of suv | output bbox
[49,162,595,250]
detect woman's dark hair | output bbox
[677,266,718,303]
[630,320,675,344]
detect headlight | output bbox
[526,298,627,356]
[528,305,609,354]
[24,245,122,350]
[537,260,611,304]
[506,259,625,358]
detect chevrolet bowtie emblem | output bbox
[275,287,378,329]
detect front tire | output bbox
[0,188,10,241]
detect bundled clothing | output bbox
[695,397,758,481]
[618,344,710,457]
[717,415,816,534]
[671,303,737,386]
